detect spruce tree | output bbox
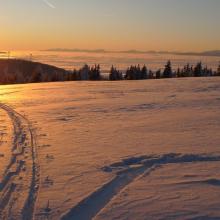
[177,68,181,78]
[163,60,172,78]
[217,63,220,76]
[156,69,161,79]
[194,62,202,77]
[141,65,147,79]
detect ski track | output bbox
[0,103,40,220]
[62,153,220,220]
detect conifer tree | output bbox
[156,69,161,79]
[141,65,148,79]
[194,62,202,77]
[217,62,220,76]
[109,66,122,80]
[163,60,172,78]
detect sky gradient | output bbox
[1,0,220,51]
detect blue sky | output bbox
[1,0,220,51]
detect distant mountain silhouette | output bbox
[44,48,106,53]
[163,50,220,57]
[118,50,220,57]
[44,48,220,57]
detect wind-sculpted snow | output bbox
[102,153,220,172]
[177,178,220,187]
[0,78,220,219]
[62,153,220,220]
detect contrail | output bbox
[42,0,55,9]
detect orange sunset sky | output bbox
[1,0,220,52]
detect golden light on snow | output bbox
[1,78,220,218]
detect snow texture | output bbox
[0,77,220,219]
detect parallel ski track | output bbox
[0,103,40,220]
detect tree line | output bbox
[0,59,219,85]
[109,61,220,80]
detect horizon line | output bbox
[1,49,220,57]
[43,48,220,57]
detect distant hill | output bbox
[164,50,220,57]
[0,59,68,84]
[120,50,220,57]
[44,48,106,53]
[44,48,220,57]
[199,50,220,57]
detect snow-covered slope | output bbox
[0,77,220,219]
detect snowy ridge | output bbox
[61,153,220,220]
[0,103,40,220]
